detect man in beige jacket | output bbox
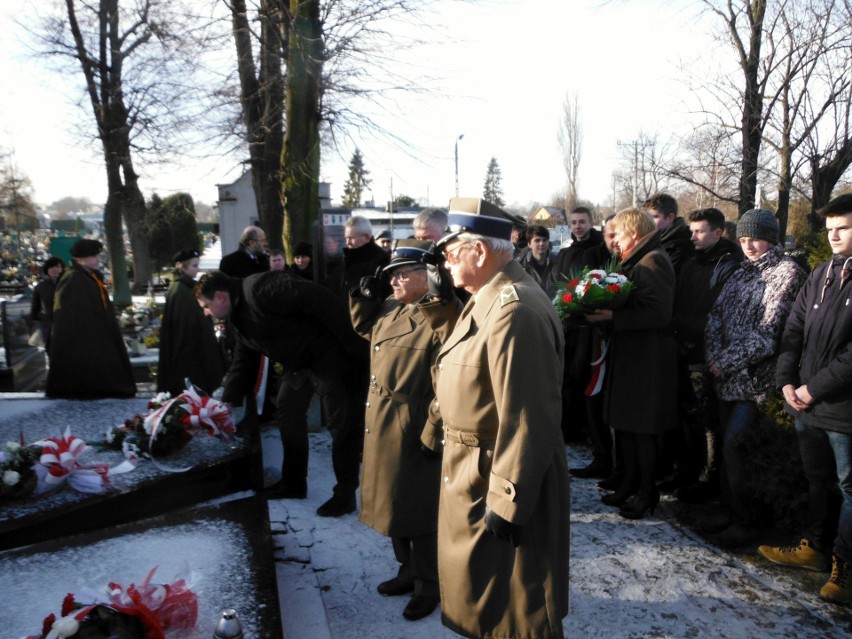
[420,198,570,639]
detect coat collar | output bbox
[374,303,424,343]
[440,260,523,354]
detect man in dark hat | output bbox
[46,239,136,398]
[157,248,225,396]
[418,198,569,639]
[349,239,457,621]
[376,229,393,252]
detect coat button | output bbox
[441,439,445,446]
[365,401,371,408]
[371,374,376,380]
[374,345,380,351]
[444,476,449,483]
[504,485,512,494]
[365,427,369,433]
[434,401,440,409]
[438,363,443,370]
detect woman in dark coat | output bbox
[29,256,64,352]
[157,249,225,396]
[46,239,136,399]
[587,207,676,519]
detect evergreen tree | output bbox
[482,157,505,207]
[146,193,200,272]
[342,149,372,207]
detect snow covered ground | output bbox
[1,394,850,639]
[265,428,852,639]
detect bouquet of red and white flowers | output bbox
[552,259,634,321]
[26,566,198,639]
[104,385,235,468]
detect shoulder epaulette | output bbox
[499,284,520,307]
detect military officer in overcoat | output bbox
[349,239,460,621]
[419,198,570,639]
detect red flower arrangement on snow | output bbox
[26,566,198,639]
[104,386,234,468]
[552,259,634,321]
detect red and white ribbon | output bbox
[31,427,134,495]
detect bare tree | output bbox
[557,91,582,210]
[226,0,448,255]
[762,0,851,237]
[227,0,288,249]
[34,0,217,301]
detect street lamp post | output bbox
[454,134,464,196]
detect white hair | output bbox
[346,215,373,237]
[456,232,514,256]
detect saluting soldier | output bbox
[349,239,460,621]
[420,198,570,639]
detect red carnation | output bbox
[566,277,580,288]
[562,292,573,303]
[589,273,602,279]
[607,284,621,292]
[61,593,76,616]
[41,613,56,637]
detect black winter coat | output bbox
[327,239,389,297]
[157,270,226,396]
[547,228,606,296]
[221,271,366,404]
[30,277,58,351]
[776,255,852,433]
[671,237,742,363]
[46,261,136,399]
[660,217,695,275]
[219,249,269,278]
[605,231,677,435]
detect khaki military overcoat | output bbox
[350,293,449,537]
[421,259,570,639]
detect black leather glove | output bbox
[358,275,381,299]
[484,506,522,547]
[426,263,455,303]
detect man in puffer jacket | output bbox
[758,194,852,606]
[704,208,806,548]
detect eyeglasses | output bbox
[389,267,425,281]
[443,242,472,265]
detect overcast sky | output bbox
[0,0,717,212]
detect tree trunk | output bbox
[230,0,287,250]
[281,0,323,259]
[809,137,852,231]
[738,0,766,217]
[103,160,131,308]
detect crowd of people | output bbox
[25,190,852,637]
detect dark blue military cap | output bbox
[437,197,514,247]
[383,239,433,272]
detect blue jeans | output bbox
[795,418,852,563]
[719,400,758,523]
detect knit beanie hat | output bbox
[293,241,313,258]
[736,208,778,244]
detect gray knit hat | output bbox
[736,208,778,244]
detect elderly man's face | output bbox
[443,240,478,290]
[75,255,100,269]
[603,220,617,254]
[389,266,428,304]
[345,227,371,248]
[248,232,268,255]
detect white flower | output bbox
[5,441,21,452]
[153,392,172,404]
[586,269,608,280]
[3,470,20,486]
[46,615,80,639]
